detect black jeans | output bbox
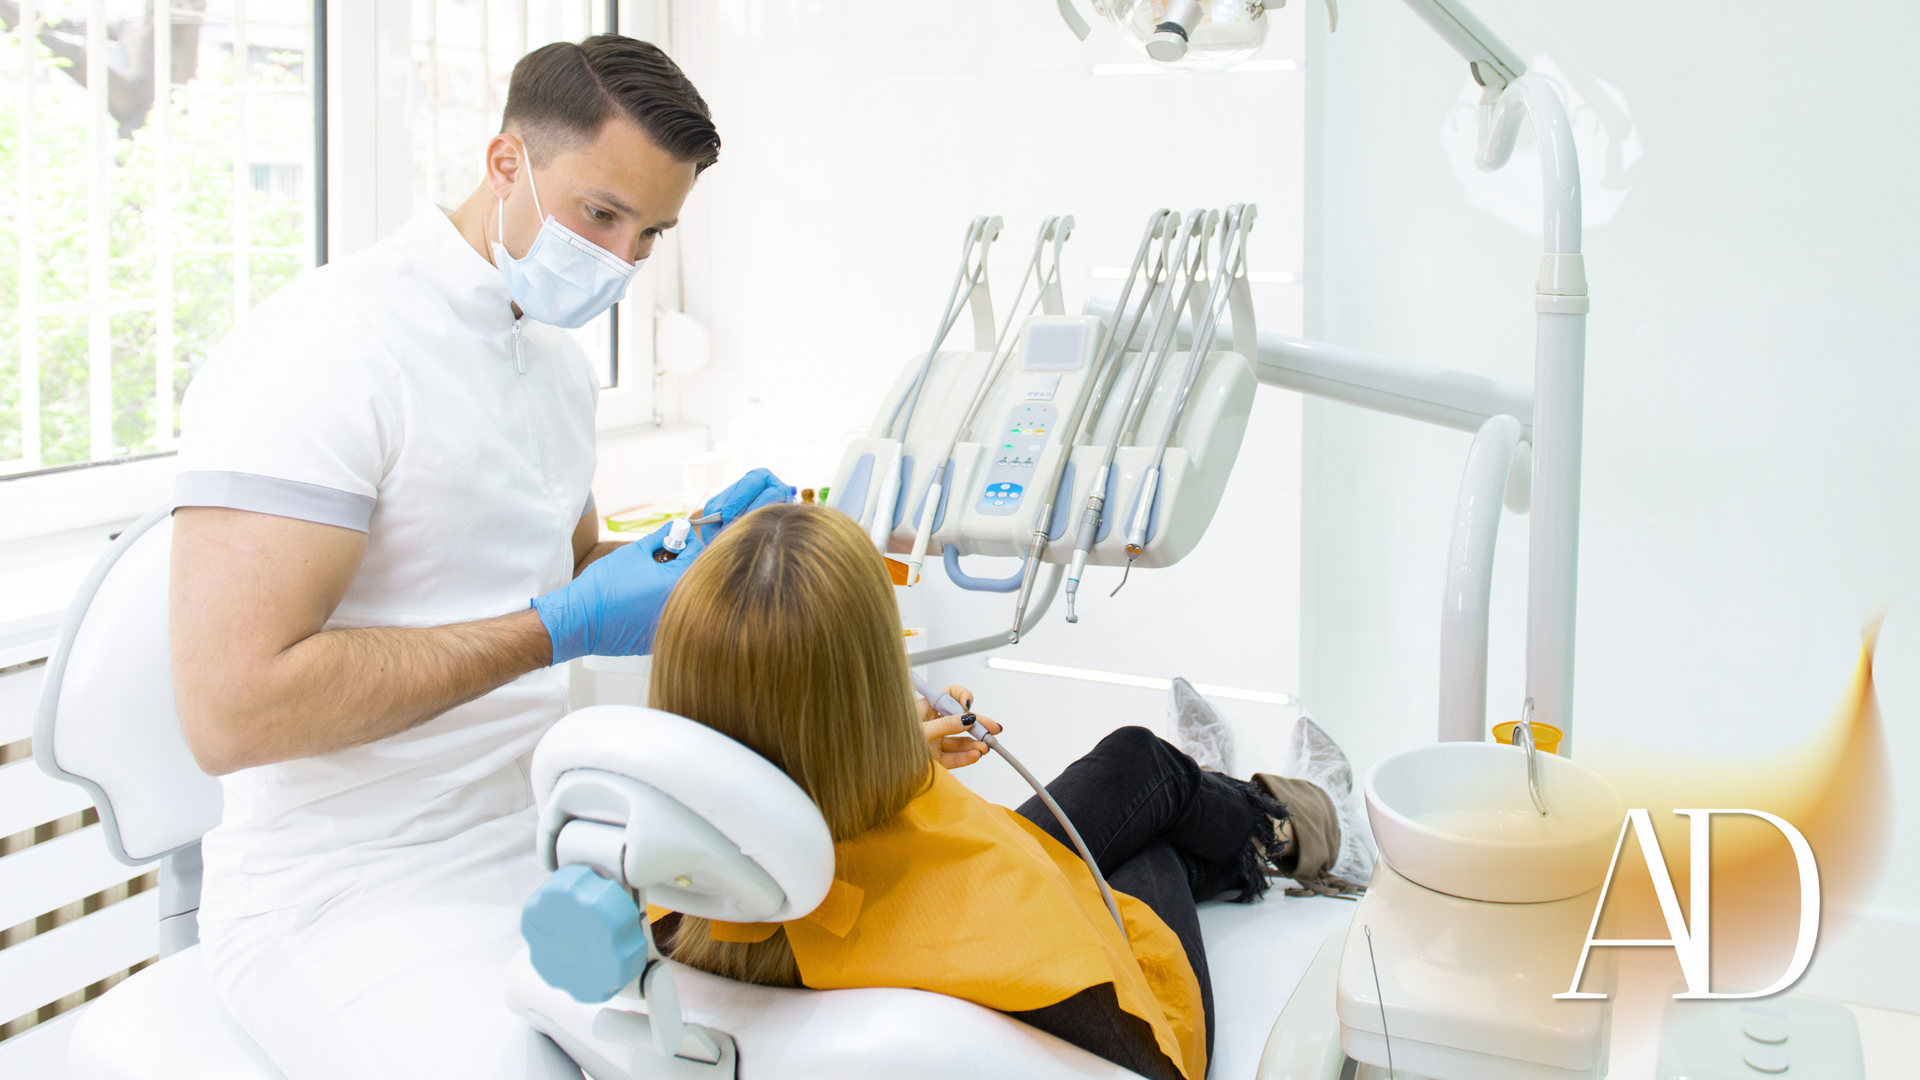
[1006,725,1276,1080]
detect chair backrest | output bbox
[531,705,835,924]
[35,507,223,865]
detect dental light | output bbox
[1082,0,1272,73]
[1066,0,1524,96]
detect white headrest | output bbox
[35,507,223,864]
[531,705,834,924]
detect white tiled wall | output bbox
[673,1,1310,804]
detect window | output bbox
[1,0,320,480]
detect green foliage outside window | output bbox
[1,25,311,473]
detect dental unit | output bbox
[834,203,1258,640]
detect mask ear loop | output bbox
[496,136,546,258]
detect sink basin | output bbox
[1364,742,1627,904]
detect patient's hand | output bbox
[917,684,1002,770]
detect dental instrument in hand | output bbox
[911,673,1127,938]
[903,217,1073,586]
[1120,204,1256,585]
[870,217,1002,552]
[1008,210,1173,640]
[651,511,726,562]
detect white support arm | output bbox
[1437,415,1525,743]
[1477,75,1588,753]
[1081,299,1534,438]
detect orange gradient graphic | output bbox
[1579,623,1893,991]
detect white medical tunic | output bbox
[175,209,598,1079]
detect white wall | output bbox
[1303,0,1920,926]
[675,0,1310,806]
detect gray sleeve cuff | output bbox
[582,492,597,520]
[174,471,377,532]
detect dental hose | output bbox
[913,674,1127,939]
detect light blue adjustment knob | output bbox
[521,864,649,1003]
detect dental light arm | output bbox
[1397,0,1525,96]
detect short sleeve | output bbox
[174,288,399,533]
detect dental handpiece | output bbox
[910,674,1127,937]
[1063,215,1182,623]
[1015,211,1170,634]
[1103,211,1212,572]
[1125,206,1254,565]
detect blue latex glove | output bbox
[532,517,709,665]
[531,470,794,665]
[701,468,794,538]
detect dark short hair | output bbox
[502,35,719,173]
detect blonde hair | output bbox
[648,503,930,986]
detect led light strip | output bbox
[984,657,1297,706]
[1090,59,1301,76]
[1089,268,1299,285]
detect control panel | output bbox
[975,402,1057,516]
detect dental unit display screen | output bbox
[977,403,1058,516]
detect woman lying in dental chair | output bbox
[640,503,1361,1080]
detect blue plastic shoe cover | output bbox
[521,864,650,1003]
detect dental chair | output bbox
[34,507,286,1080]
[509,703,1174,1079]
[35,506,1355,1079]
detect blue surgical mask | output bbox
[491,151,643,329]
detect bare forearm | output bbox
[181,607,552,774]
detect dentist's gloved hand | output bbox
[700,468,793,538]
[531,518,709,665]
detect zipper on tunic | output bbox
[511,317,525,374]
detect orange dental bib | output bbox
[704,768,1206,1080]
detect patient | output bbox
[645,503,1350,1080]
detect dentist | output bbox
[166,36,776,1078]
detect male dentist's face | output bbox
[487,116,698,266]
